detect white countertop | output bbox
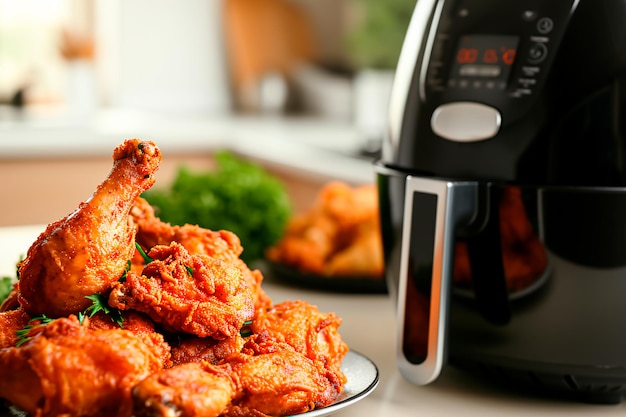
[1,224,626,416]
[0,107,376,185]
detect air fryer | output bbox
[375,0,626,404]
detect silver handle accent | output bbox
[396,176,478,385]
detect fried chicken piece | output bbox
[0,308,31,348]
[87,311,173,368]
[251,300,348,386]
[109,242,255,339]
[324,217,384,278]
[267,181,383,278]
[169,334,245,366]
[17,139,161,318]
[0,315,167,417]
[266,214,337,275]
[133,362,235,417]
[134,334,342,417]
[131,197,272,310]
[321,181,379,229]
[225,335,342,417]
[131,197,244,263]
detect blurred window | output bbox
[0,0,91,106]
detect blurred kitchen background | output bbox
[0,0,415,226]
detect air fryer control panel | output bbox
[423,0,577,142]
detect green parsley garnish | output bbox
[0,276,13,305]
[119,259,132,283]
[79,294,124,328]
[16,314,54,346]
[240,320,253,338]
[135,242,153,264]
[0,255,24,305]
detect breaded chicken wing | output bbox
[109,242,255,339]
[87,311,172,368]
[225,336,341,417]
[251,300,348,386]
[0,315,168,417]
[131,197,272,310]
[133,362,235,417]
[169,334,245,366]
[18,139,161,317]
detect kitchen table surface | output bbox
[1,224,626,416]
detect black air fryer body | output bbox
[376,0,626,403]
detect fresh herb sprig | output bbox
[78,294,124,328]
[135,242,153,264]
[0,255,23,305]
[15,293,125,347]
[240,320,253,337]
[0,276,13,304]
[16,315,54,346]
[119,259,131,283]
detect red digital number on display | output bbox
[457,46,516,65]
[456,48,478,64]
[483,49,498,64]
[501,48,516,65]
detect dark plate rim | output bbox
[265,261,387,294]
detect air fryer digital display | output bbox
[449,35,519,88]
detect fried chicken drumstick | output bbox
[17,139,161,318]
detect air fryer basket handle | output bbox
[396,176,479,385]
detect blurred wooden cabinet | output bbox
[0,153,324,227]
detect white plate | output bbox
[296,350,379,417]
